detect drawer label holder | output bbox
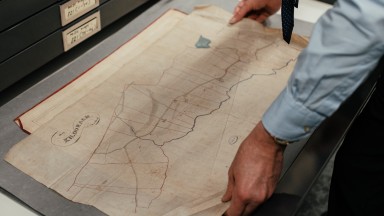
[60,0,100,26]
[62,11,101,52]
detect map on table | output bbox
[6,5,307,216]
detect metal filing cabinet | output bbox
[0,0,151,92]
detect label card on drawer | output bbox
[60,0,100,26]
[62,11,101,52]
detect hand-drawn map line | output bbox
[55,33,295,213]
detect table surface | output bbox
[0,0,332,215]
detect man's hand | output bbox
[229,0,281,24]
[222,121,284,216]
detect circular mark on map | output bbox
[228,136,238,145]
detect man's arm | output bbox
[223,0,384,215]
[263,0,384,141]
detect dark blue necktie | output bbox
[281,0,298,44]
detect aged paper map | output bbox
[6,5,307,216]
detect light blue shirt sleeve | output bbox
[262,0,384,141]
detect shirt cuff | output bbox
[262,88,326,141]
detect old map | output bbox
[6,5,307,216]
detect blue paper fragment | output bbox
[195,35,211,48]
